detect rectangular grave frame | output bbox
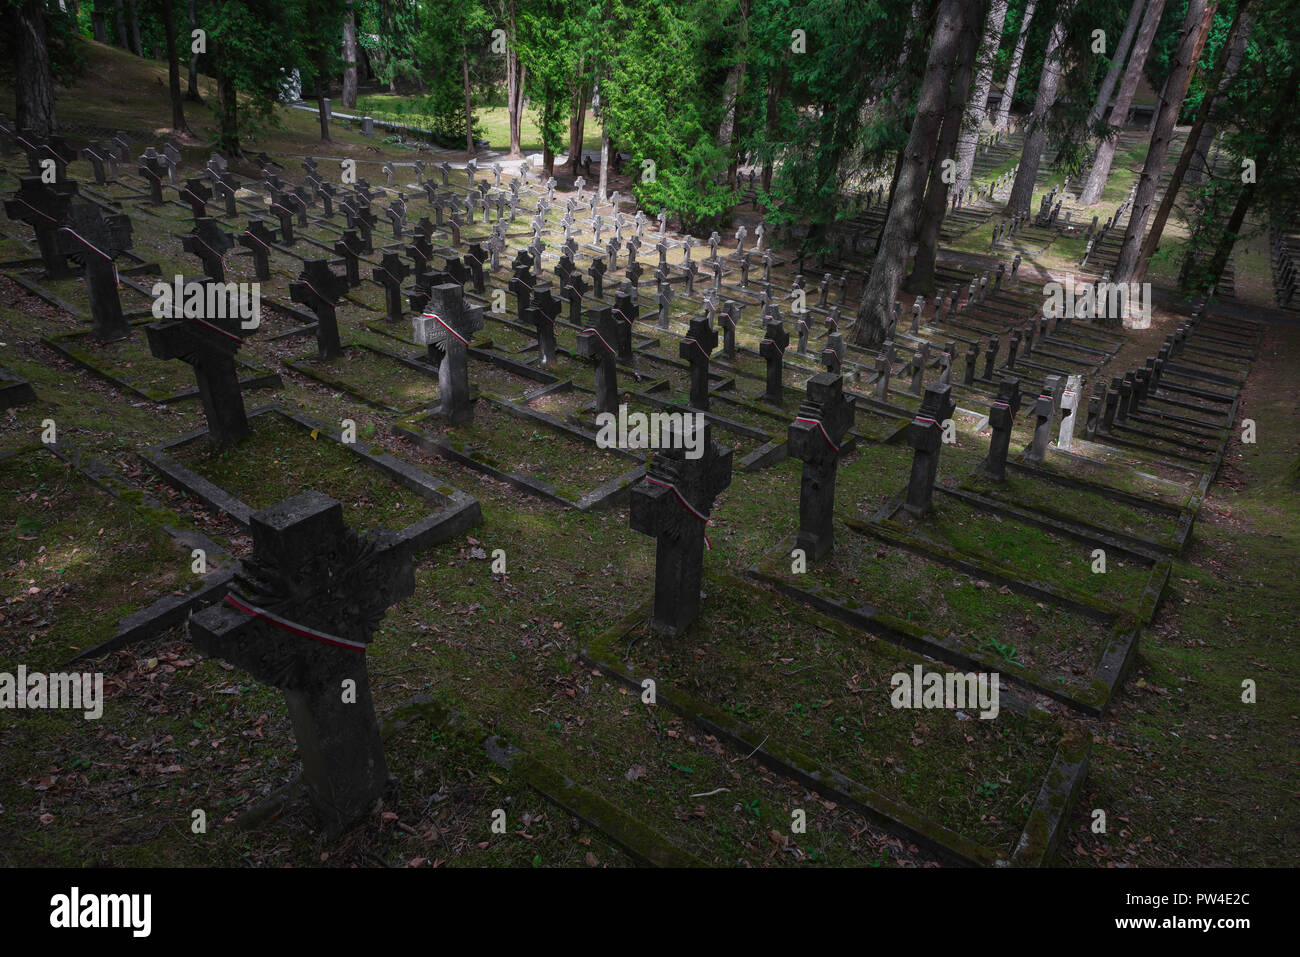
[43,320,281,404]
[869,496,1171,626]
[580,572,1091,866]
[283,340,442,414]
[748,523,1141,716]
[139,404,481,553]
[967,461,1200,555]
[0,441,236,664]
[394,393,647,511]
[0,364,36,409]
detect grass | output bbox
[0,35,1296,869]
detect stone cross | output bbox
[1057,374,1081,451]
[414,283,484,425]
[629,422,733,637]
[5,175,77,277]
[588,257,608,300]
[187,491,415,836]
[58,204,133,342]
[577,306,621,414]
[981,376,1021,481]
[238,219,278,280]
[656,283,674,330]
[511,253,535,320]
[679,315,717,410]
[465,241,487,293]
[565,271,588,324]
[611,286,639,363]
[146,289,252,445]
[331,230,361,287]
[719,300,740,359]
[903,384,956,518]
[372,252,411,322]
[525,285,562,368]
[788,373,855,559]
[178,177,211,219]
[290,260,349,359]
[1025,377,1059,464]
[270,193,298,245]
[759,316,790,405]
[138,148,168,204]
[182,217,234,283]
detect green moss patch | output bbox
[594,576,1062,855]
[0,448,195,665]
[291,344,437,412]
[170,412,432,531]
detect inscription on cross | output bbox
[758,316,790,405]
[58,204,133,342]
[788,373,855,559]
[182,217,235,283]
[629,423,733,637]
[679,315,717,411]
[904,383,957,518]
[414,283,484,424]
[145,288,251,445]
[290,260,349,360]
[187,491,415,836]
[577,306,621,415]
[371,252,411,322]
[238,219,277,280]
[5,175,77,277]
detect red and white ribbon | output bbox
[794,415,840,454]
[423,311,467,346]
[645,476,713,549]
[59,226,119,286]
[761,337,785,356]
[683,337,711,361]
[913,415,939,428]
[224,594,366,652]
[240,230,271,253]
[581,327,617,356]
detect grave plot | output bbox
[142,405,480,553]
[43,319,282,404]
[581,573,1089,865]
[0,364,35,409]
[1,444,228,665]
[962,467,1193,554]
[871,491,1169,623]
[569,389,782,473]
[283,341,440,414]
[750,519,1138,715]
[394,396,646,509]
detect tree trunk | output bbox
[761,58,786,194]
[127,0,143,55]
[1186,3,1253,184]
[1114,0,1216,282]
[186,0,202,102]
[317,54,332,141]
[953,0,1007,195]
[162,0,189,134]
[12,0,57,137]
[218,69,240,154]
[1135,1,1247,279]
[113,0,127,49]
[342,0,358,109]
[598,120,610,200]
[1078,0,1167,205]
[506,2,524,158]
[993,0,1036,130]
[717,62,744,187]
[1006,8,1069,218]
[1088,0,1145,130]
[853,0,967,348]
[908,0,985,294]
[463,46,475,158]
